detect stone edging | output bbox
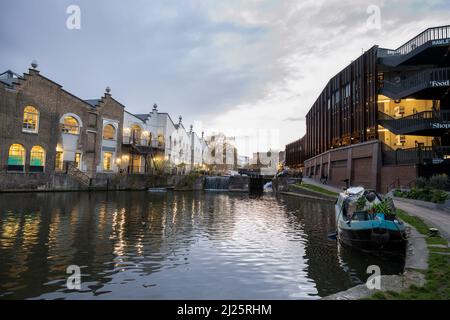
[321,223,428,300]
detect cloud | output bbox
[284,117,305,122]
[1,0,449,156]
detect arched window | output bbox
[30,146,45,172]
[23,106,39,133]
[62,116,80,134]
[7,144,25,172]
[103,124,116,140]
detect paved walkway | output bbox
[394,200,450,241]
[302,178,450,241]
[302,178,343,193]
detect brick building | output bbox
[0,64,124,190]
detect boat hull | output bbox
[338,228,407,252]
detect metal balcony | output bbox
[378,25,450,66]
[378,110,450,135]
[382,143,450,166]
[380,68,450,100]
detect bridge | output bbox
[238,169,274,192]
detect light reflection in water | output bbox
[0,192,404,300]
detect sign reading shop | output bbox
[432,123,450,129]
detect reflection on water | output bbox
[0,192,404,300]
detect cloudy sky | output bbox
[1,0,449,155]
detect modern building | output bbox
[0,64,124,189]
[286,25,450,192]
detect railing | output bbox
[378,110,450,130]
[67,163,91,186]
[382,68,450,97]
[123,135,165,149]
[382,143,450,165]
[378,25,450,57]
[378,110,450,134]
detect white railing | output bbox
[378,25,450,57]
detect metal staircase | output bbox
[67,163,91,186]
[381,143,450,166]
[380,68,450,100]
[378,25,450,66]
[378,110,450,135]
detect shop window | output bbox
[131,155,142,173]
[74,153,82,169]
[55,151,64,171]
[30,146,45,172]
[103,152,113,171]
[62,116,80,134]
[103,124,116,140]
[23,106,39,133]
[8,144,25,172]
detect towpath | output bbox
[301,178,450,241]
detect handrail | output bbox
[382,67,450,94]
[382,143,450,165]
[378,25,450,57]
[378,110,450,122]
[67,163,91,186]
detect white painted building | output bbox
[121,104,209,174]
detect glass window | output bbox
[131,125,142,145]
[158,134,165,147]
[103,124,116,140]
[74,153,82,169]
[8,144,25,172]
[23,106,39,133]
[132,155,142,173]
[55,151,64,171]
[30,146,45,172]
[62,116,80,134]
[103,152,113,171]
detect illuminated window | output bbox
[55,151,64,171]
[7,144,25,172]
[103,124,116,140]
[158,134,165,147]
[62,116,80,134]
[30,146,45,172]
[131,155,142,173]
[23,106,39,133]
[131,125,142,144]
[103,152,113,171]
[74,153,82,169]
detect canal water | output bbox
[0,191,404,300]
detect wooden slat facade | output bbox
[286,46,379,167]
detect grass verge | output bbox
[297,183,339,197]
[368,209,450,300]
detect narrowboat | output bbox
[335,187,407,252]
